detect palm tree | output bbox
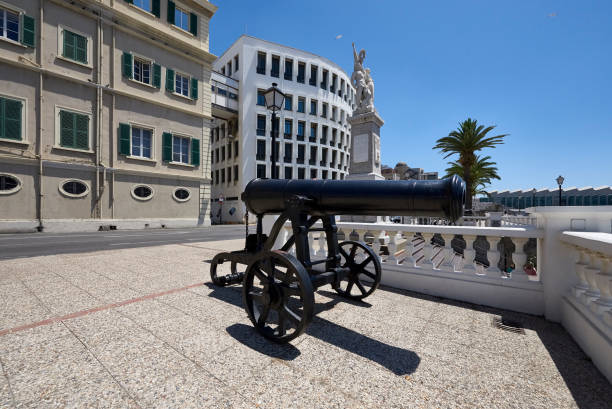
[433,118,507,210]
[444,155,501,197]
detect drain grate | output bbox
[492,316,525,334]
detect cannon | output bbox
[210,175,465,343]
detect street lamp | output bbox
[556,175,564,206]
[263,82,285,179]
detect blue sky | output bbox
[210,0,612,192]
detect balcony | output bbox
[297,135,304,142]
[210,73,239,113]
[297,75,305,83]
[284,133,292,140]
[309,137,316,143]
[283,157,292,164]
[284,72,292,80]
[319,161,326,166]
[330,140,336,147]
[274,206,612,387]
[255,153,265,161]
[296,157,304,164]
[309,159,316,165]
[320,138,327,145]
[271,70,279,78]
[256,66,265,74]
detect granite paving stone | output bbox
[0,239,610,408]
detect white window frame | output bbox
[53,105,93,153]
[174,71,190,98]
[57,25,93,69]
[0,92,27,144]
[171,133,191,164]
[174,5,190,32]
[172,187,191,202]
[132,55,153,86]
[0,2,23,46]
[128,122,155,160]
[0,173,22,195]
[131,184,155,201]
[58,178,90,198]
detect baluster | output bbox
[421,233,434,269]
[403,232,417,267]
[440,234,455,272]
[462,235,477,273]
[486,236,502,278]
[371,230,382,262]
[573,247,591,299]
[592,256,612,315]
[308,232,315,258]
[511,237,529,281]
[387,230,398,265]
[581,251,602,305]
[316,232,326,258]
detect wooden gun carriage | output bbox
[210,176,465,342]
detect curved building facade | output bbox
[210,35,355,223]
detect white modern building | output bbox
[209,35,355,223]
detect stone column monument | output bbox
[345,43,385,222]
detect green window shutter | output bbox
[63,31,74,60]
[75,34,87,63]
[0,98,23,141]
[167,1,175,24]
[152,63,161,88]
[122,52,133,78]
[166,68,174,92]
[119,123,131,155]
[21,15,36,48]
[60,111,75,148]
[191,138,200,166]
[190,78,198,100]
[152,0,161,18]
[75,114,89,149]
[189,13,197,36]
[162,132,172,161]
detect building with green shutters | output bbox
[0,0,217,232]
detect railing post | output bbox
[404,232,418,267]
[511,237,529,281]
[486,236,502,278]
[592,256,612,315]
[316,232,326,257]
[581,251,602,305]
[421,233,434,268]
[387,230,398,265]
[462,235,477,273]
[440,234,455,272]
[371,229,382,261]
[573,247,591,299]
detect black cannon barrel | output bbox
[242,175,465,221]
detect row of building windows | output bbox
[255,139,349,171]
[220,54,239,77]
[0,173,192,202]
[255,165,345,181]
[128,0,199,36]
[123,52,199,100]
[255,114,350,149]
[255,51,354,105]
[489,195,612,208]
[211,84,238,100]
[256,90,349,125]
[211,140,239,164]
[118,123,200,166]
[212,165,240,185]
[0,95,200,166]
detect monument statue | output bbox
[352,43,374,112]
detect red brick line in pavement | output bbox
[0,282,206,337]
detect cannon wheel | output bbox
[243,250,314,343]
[210,253,243,287]
[335,240,382,300]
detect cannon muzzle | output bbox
[242,175,465,221]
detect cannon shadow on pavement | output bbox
[209,282,420,376]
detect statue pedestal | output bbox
[343,110,385,224]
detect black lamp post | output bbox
[263,82,285,179]
[556,175,564,206]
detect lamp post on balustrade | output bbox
[556,175,564,206]
[263,83,286,179]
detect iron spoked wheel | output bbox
[243,250,314,343]
[336,240,382,300]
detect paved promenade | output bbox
[0,239,610,408]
